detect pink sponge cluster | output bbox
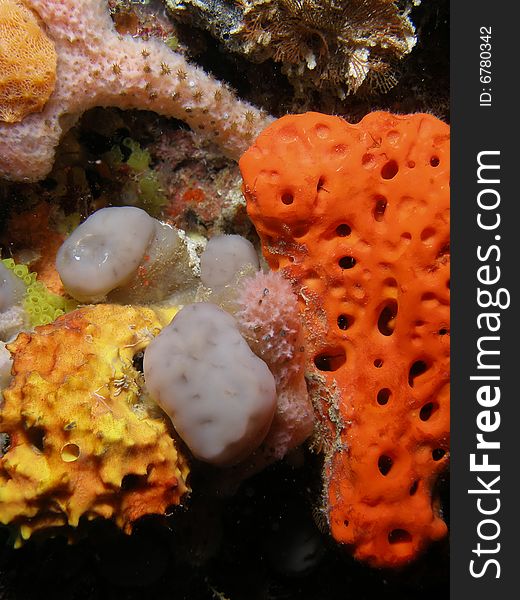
[235,270,314,467]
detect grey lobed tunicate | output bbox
[200,234,259,291]
[56,206,186,303]
[144,302,277,466]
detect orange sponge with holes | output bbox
[240,111,450,568]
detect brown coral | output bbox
[240,111,449,567]
[167,0,416,97]
[0,0,57,123]
[0,303,189,544]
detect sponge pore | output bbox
[144,302,277,466]
[0,0,57,123]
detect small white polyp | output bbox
[144,302,277,466]
[0,342,12,394]
[0,263,25,313]
[200,234,259,290]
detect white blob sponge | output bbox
[0,342,13,397]
[56,206,156,302]
[0,263,25,312]
[200,234,259,291]
[56,206,191,303]
[144,302,277,466]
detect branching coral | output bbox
[0,0,273,182]
[0,303,189,545]
[167,0,417,97]
[240,111,450,567]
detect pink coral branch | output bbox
[0,0,273,182]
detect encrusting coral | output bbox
[166,0,417,97]
[0,303,189,545]
[0,0,273,182]
[240,111,450,567]
[0,0,57,123]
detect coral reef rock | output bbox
[240,111,450,568]
[0,304,189,545]
[0,0,273,182]
[166,0,417,97]
[0,0,57,123]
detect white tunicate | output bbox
[0,342,12,396]
[56,206,156,302]
[0,263,25,313]
[107,219,193,304]
[200,234,259,291]
[144,302,277,466]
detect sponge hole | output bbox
[421,227,436,243]
[388,529,412,544]
[338,256,356,269]
[335,224,351,237]
[314,347,346,372]
[337,314,351,330]
[378,454,393,476]
[373,196,387,222]
[377,388,391,405]
[408,360,429,387]
[377,300,398,336]
[61,443,80,463]
[281,192,294,205]
[432,448,446,461]
[27,426,45,452]
[419,401,438,421]
[381,160,399,180]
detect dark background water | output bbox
[0,451,449,600]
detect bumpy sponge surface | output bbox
[0,0,57,122]
[0,304,189,544]
[144,302,277,466]
[240,111,450,568]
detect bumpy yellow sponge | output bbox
[0,303,189,545]
[0,0,57,122]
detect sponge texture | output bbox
[0,0,57,122]
[144,302,277,466]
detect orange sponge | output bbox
[240,111,450,568]
[0,0,57,123]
